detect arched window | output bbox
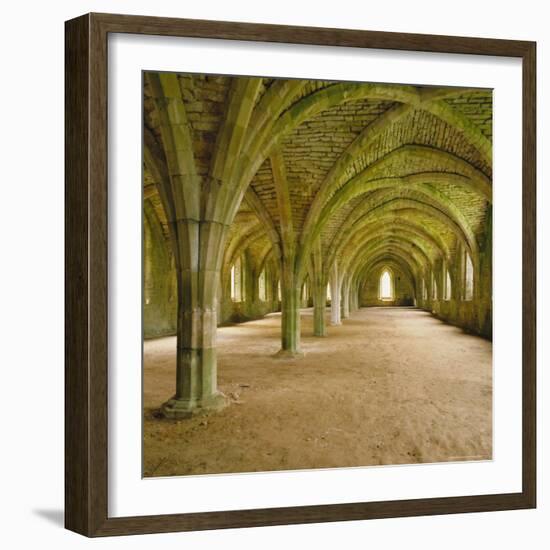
[277,280,281,301]
[301,281,308,301]
[444,269,452,301]
[422,278,427,300]
[230,256,243,302]
[464,252,474,301]
[379,269,393,300]
[326,283,331,301]
[258,268,266,302]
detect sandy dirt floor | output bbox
[143,307,492,477]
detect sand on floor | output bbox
[143,307,492,477]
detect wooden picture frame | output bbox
[65,12,536,537]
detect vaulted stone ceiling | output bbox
[143,73,492,299]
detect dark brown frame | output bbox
[65,12,537,537]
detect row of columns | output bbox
[279,257,361,356]
[163,229,361,418]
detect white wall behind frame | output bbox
[1,1,546,549]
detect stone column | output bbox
[312,281,327,337]
[330,262,342,326]
[342,276,350,319]
[162,220,227,418]
[350,280,359,312]
[244,252,257,318]
[265,267,277,312]
[276,260,303,357]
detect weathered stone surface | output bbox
[143,73,493,417]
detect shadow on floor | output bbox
[33,509,64,527]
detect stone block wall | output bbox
[416,212,492,340]
[360,265,415,307]
[143,202,177,339]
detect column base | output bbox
[273,349,305,359]
[330,321,342,326]
[161,391,228,419]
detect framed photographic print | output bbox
[65,13,536,537]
